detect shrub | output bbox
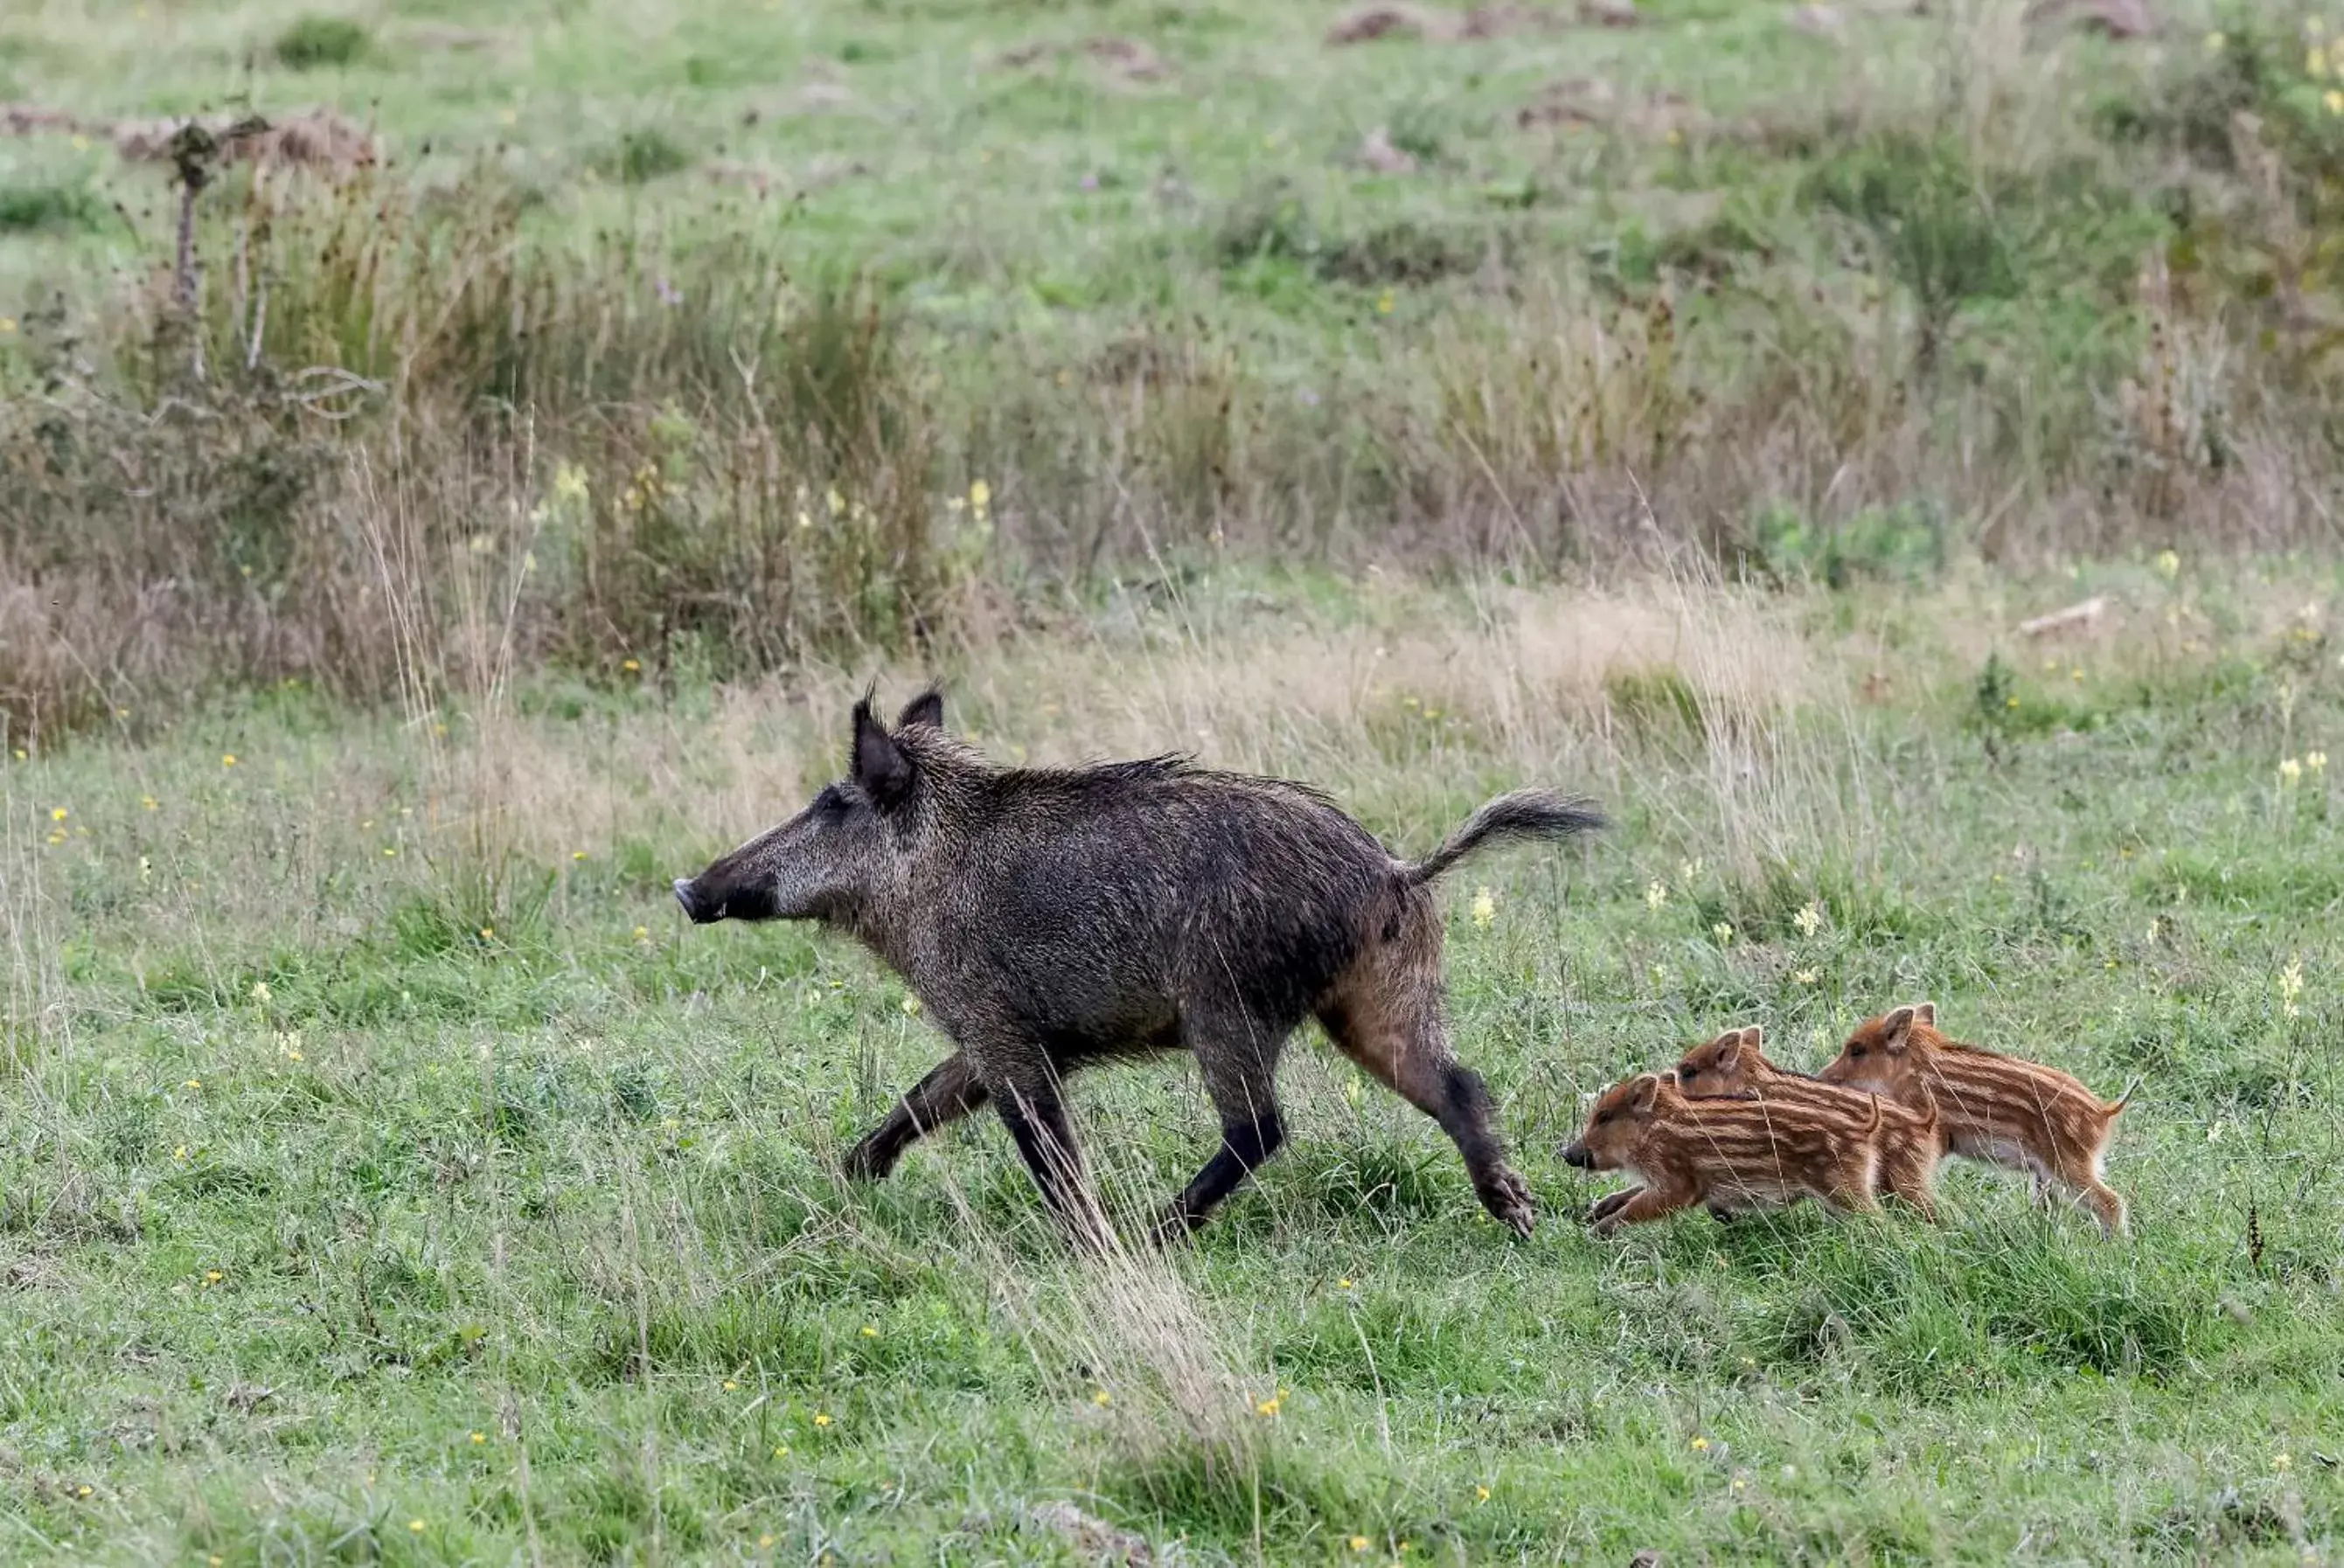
[273,16,370,70]
[0,182,108,235]
[597,128,693,185]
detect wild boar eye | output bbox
[1847,1045,1865,1058]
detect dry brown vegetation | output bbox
[6,4,2344,754]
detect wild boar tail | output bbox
[1400,789,1605,887]
[2104,1077,2141,1118]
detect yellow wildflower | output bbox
[1471,886,1496,928]
[1645,880,1667,910]
[49,807,66,822]
[813,1412,832,1426]
[222,754,237,768]
[1793,901,1822,937]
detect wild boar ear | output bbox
[1629,1073,1663,1113]
[1881,1005,1917,1053]
[1912,1001,1937,1029]
[851,694,915,807]
[895,688,944,732]
[1712,1031,1742,1072]
[1741,1024,1764,1051]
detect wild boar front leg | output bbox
[995,1079,1112,1252]
[843,1052,991,1181]
[1154,1011,1288,1243]
[1590,1180,1700,1238]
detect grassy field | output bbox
[13,0,2344,746]
[5,561,2344,1564]
[6,0,2344,1563]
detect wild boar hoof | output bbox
[841,1141,891,1182]
[1478,1167,1537,1238]
[1585,1189,1633,1225]
[1147,1207,1200,1250]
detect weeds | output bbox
[272,15,371,70]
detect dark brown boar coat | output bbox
[673,690,1603,1245]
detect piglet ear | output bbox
[1742,1024,1765,1051]
[1629,1072,1664,1113]
[851,694,915,808]
[1711,1031,1743,1072]
[896,688,944,732]
[1911,1001,1937,1029]
[1881,1005,1918,1054]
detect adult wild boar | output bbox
[673,690,1602,1245]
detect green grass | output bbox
[3,565,2341,1563]
[270,15,368,71]
[3,1,2343,1558]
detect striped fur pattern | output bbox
[1560,1070,1886,1236]
[1673,1025,1945,1220]
[1817,1003,2132,1235]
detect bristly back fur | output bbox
[677,690,1603,1242]
[1402,789,1606,886]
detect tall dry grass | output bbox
[11,10,2344,743]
